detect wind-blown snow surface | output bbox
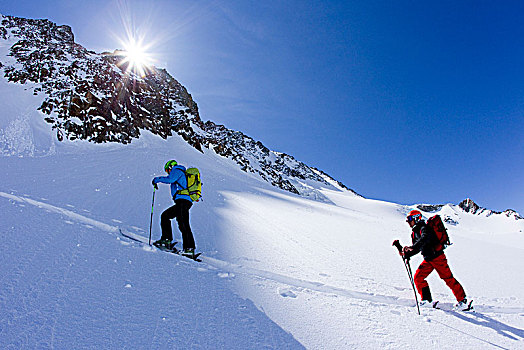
[2,123,524,347]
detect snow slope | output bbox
[0,135,305,349]
[1,128,523,349]
[1,78,524,349]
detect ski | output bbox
[179,252,202,262]
[154,242,179,253]
[433,299,474,312]
[119,228,202,262]
[159,247,202,262]
[154,243,202,262]
[119,228,151,244]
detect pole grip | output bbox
[392,239,403,253]
[151,188,156,212]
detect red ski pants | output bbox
[414,253,466,302]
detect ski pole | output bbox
[149,188,156,246]
[393,240,420,315]
[404,259,420,315]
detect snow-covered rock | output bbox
[458,198,522,220]
[0,14,357,198]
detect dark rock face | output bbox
[416,204,444,213]
[1,15,198,145]
[0,14,359,197]
[414,199,522,221]
[458,198,522,220]
[458,198,481,214]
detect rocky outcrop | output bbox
[0,14,358,197]
[1,15,198,145]
[458,198,522,220]
[416,204,444,213]
[458,198,482,214]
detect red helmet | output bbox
[406,210,423,223]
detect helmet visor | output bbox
[406,214,422,223]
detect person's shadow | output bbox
[435,309,524,349]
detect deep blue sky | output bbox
[1,0,523,213]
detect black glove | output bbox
[152,179,158,190]
[402,246,414,259]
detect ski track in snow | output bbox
[2,190,523,317]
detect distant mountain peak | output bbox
[458,198,481,214]
[0,14,358,199]
[457,198,522,220]
[415,198,522,222]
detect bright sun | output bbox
[113,5,161,78]
[120,37,153,77]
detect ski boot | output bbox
[181,248,196,258]
[153,238,173,249]
[454,298,474,311]
[419,300,438,308]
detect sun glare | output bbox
[120,37,153,77]
[111,2,167,78]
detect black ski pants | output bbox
[160,199,194,249]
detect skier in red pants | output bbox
[400,210,469,310]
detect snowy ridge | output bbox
[0,13,357,199]
[413,200,523,228]
[457,198,523,220]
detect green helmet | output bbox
[164,160,177,172]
